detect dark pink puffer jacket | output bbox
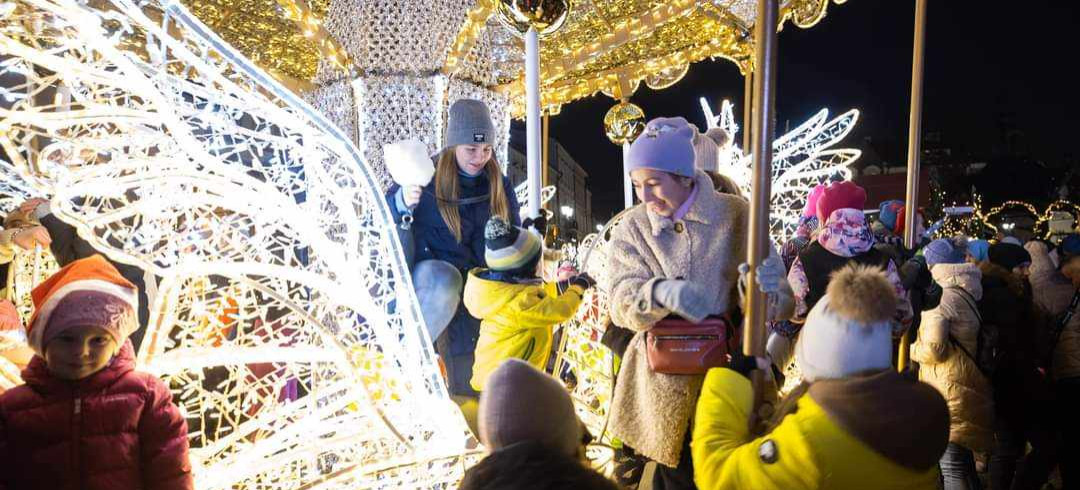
[0,341,193,490]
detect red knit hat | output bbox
[816,181,867,224]
[27,255,138,355]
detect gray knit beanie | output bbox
[446,99,496,149]
[478,359,583,457]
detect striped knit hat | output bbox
[484,216,542,273]
[27,255,138,355]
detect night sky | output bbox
[518,1,1080,221]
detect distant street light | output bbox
[560,205,574,218]
[595,223,603,232]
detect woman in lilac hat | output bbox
[602,116,794,489]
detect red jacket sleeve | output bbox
[139,376,194,490]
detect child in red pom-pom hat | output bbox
[0,255,193,490]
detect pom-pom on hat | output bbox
[479,359,584,457]
[484,216,542,273]
[27,255,138,356]
[446,99,496,149]
[816,181,867,224]
[626,117,697,178]
[796,264,898,382]
[691,125,730,173]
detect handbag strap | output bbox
[942,286,984,370]
[948,334,979,366]
[945,286,982,323]
[1047,289,1080,360]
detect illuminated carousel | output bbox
[0,0,853,487]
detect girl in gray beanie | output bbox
[386,99,521,408]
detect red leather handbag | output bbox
[646,316,740,375]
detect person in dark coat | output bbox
[460,359,617,490]
[386,99,521,400]
[0,256,192,490]
[980,249,1059,490]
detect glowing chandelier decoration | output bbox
[701,98,860,246]
[0,1,474,488]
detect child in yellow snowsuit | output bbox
[692,265,950,490]
[465,216,593,392]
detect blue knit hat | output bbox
[626,117,696,178]
[1061,233,1080,258]
[484,216,542,273]
[967,239,990,263]
[924,237,968,267]
[878,200,904,233]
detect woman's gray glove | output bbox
[652,279,711,323]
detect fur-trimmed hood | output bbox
[930,262,983,300]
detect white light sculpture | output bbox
[549,209,631,470]
[0,1,473,488]
[513,181,557,220]
[701,99,860,246]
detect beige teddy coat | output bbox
[603,170,793,467]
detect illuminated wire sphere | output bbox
[603,101,646,145]
[495,0,571,37]
[644,63,689,90]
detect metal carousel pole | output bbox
[744,0,779,431]
[898,0,928,373]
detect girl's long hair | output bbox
[434,148,511,242]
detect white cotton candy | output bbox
[384,139,435,187]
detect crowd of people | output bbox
[0,98,1077,490]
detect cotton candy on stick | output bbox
[384,139,435,229]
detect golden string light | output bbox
[933,195,1079,240]
[181,0,349,86]
[180,0,844,110]
[443,0,841,116]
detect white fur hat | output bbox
[796,264,897,382]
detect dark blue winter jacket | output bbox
[388,170,521,356]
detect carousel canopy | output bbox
[184,0,849,115]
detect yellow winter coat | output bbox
[692,368,949,490]
[463,269,585,391]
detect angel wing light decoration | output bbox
[701,98,860,246]
[0,1,474,488]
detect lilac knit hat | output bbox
[626,117,697,178]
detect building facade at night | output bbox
[507,129,594,242]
